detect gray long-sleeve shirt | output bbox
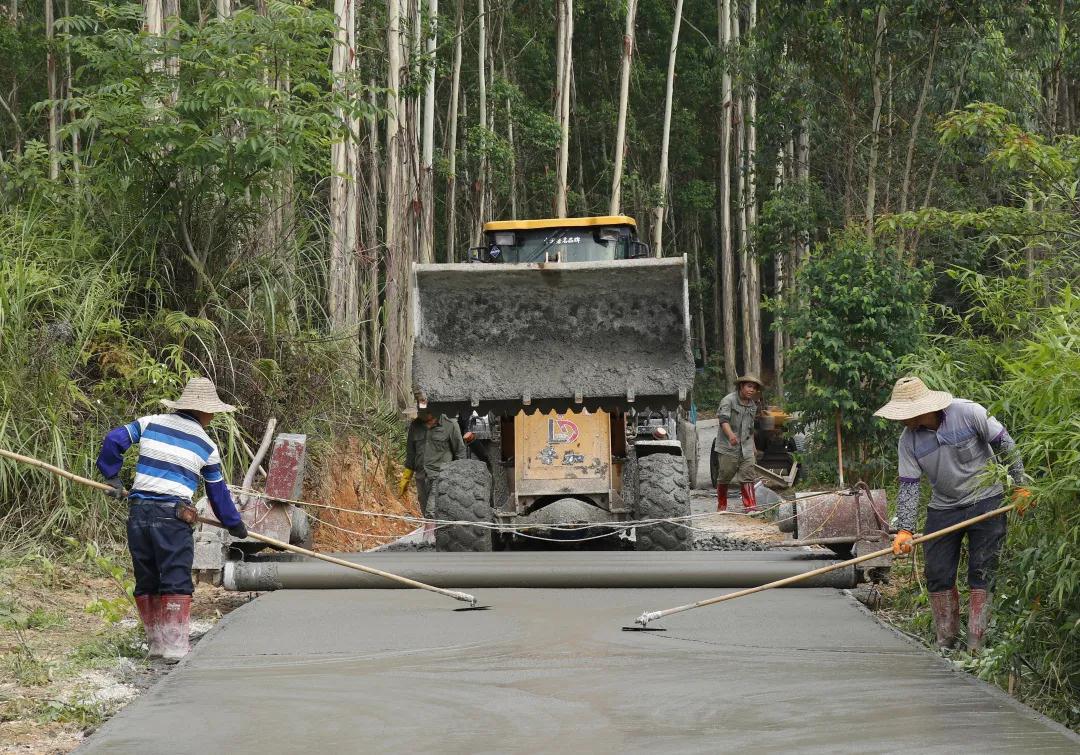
[894,399,1025,532]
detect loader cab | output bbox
[470,216,650,264]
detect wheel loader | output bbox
[411,215,698,552]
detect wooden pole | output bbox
[0,448,479,607]
[635,501,1018,627]
[836,408,845,487]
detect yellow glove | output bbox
[892,529,914,556]
[398,468,413,497]
[1012,487,1033,516]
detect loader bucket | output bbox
[411,257,695,416]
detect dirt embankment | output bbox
[308,438,422,552]
[0,558,252,755]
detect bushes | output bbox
[0,203,402,550]
[779,227,929,485]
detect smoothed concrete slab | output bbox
[81,588,1080,754]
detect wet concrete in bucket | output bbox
[81,586,1079,754]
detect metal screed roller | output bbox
[0,448,481,609]
[410,257,696,416]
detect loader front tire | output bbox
[431,459,493,552]
[633,453,692,551]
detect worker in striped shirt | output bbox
[96,377,247,661]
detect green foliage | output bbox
[780,228,929,484]
[898,110,1080,728]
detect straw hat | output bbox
[161,377,236,414]
[874,376,952,421]
[736,374,763,390]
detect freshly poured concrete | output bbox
[224,551,856,591]
[82,587,1079,754]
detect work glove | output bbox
[103,477,127,499]
[892,529,914,556]
[1011,487,1034,516]
[398,468,414,497]
[228,521,249,539]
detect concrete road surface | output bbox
[82,586,1079,754]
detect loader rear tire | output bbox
[633,454,692,551]
[431,459,493,552]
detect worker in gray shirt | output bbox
[875,376,1031,651]
[399,393,466,516]
[715,374,763,513]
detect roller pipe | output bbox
[223,552,856,591]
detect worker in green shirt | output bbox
[398,394,466,515]
[715,375,763,513]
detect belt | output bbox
[128,492,190,506]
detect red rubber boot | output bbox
[716,485,729,512]
[928,587,960,649]
[135,595,164,658]
[740,482,758,513]
[968,588,991,652]
[159,594,193,662]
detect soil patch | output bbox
[309,438,422,552]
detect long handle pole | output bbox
[0,448,478,607]
[634,501,1016,627]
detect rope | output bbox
[226,482,851,536]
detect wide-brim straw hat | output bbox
[874,376,952,420]
[736,374,764,389]
[161,377,236,414]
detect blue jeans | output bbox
[923,494,1006,593]
[127,502,195,596]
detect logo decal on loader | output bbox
[547,418,580,444]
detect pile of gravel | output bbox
[692,533,771,551]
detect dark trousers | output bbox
[923,494,1006,593]
[127,502,195,596]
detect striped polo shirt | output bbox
[124,413,225,502]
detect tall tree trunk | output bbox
[444,0,463,261]
[163,0,179,103]
[864,3,886,236]
[419,0,437,263]
[554,0,573,218]
[734,5,750,374]
[745,0,760,376]
[650,0,683,256]
[384,0,408,403]
[773,144,785,398]
[63,0,78,183]
[329,0,358,337]
[503,57,518,218]
[897,18,939,258]
[365,81,382,378]
[216,0,231,17]
[608,0,637,215]
[718,0,736,388]
[796,112,809,269]
[691,218,708,366]
[474,0,489,236]
[45,0,59,180]
[8,0,20,155]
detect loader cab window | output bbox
[480,226,643,263]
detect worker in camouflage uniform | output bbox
[715,374,763,513]
[875,376,1031,651]
[399,393,467,515]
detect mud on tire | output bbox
[431,459,493,552]
[633,453,692,551]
